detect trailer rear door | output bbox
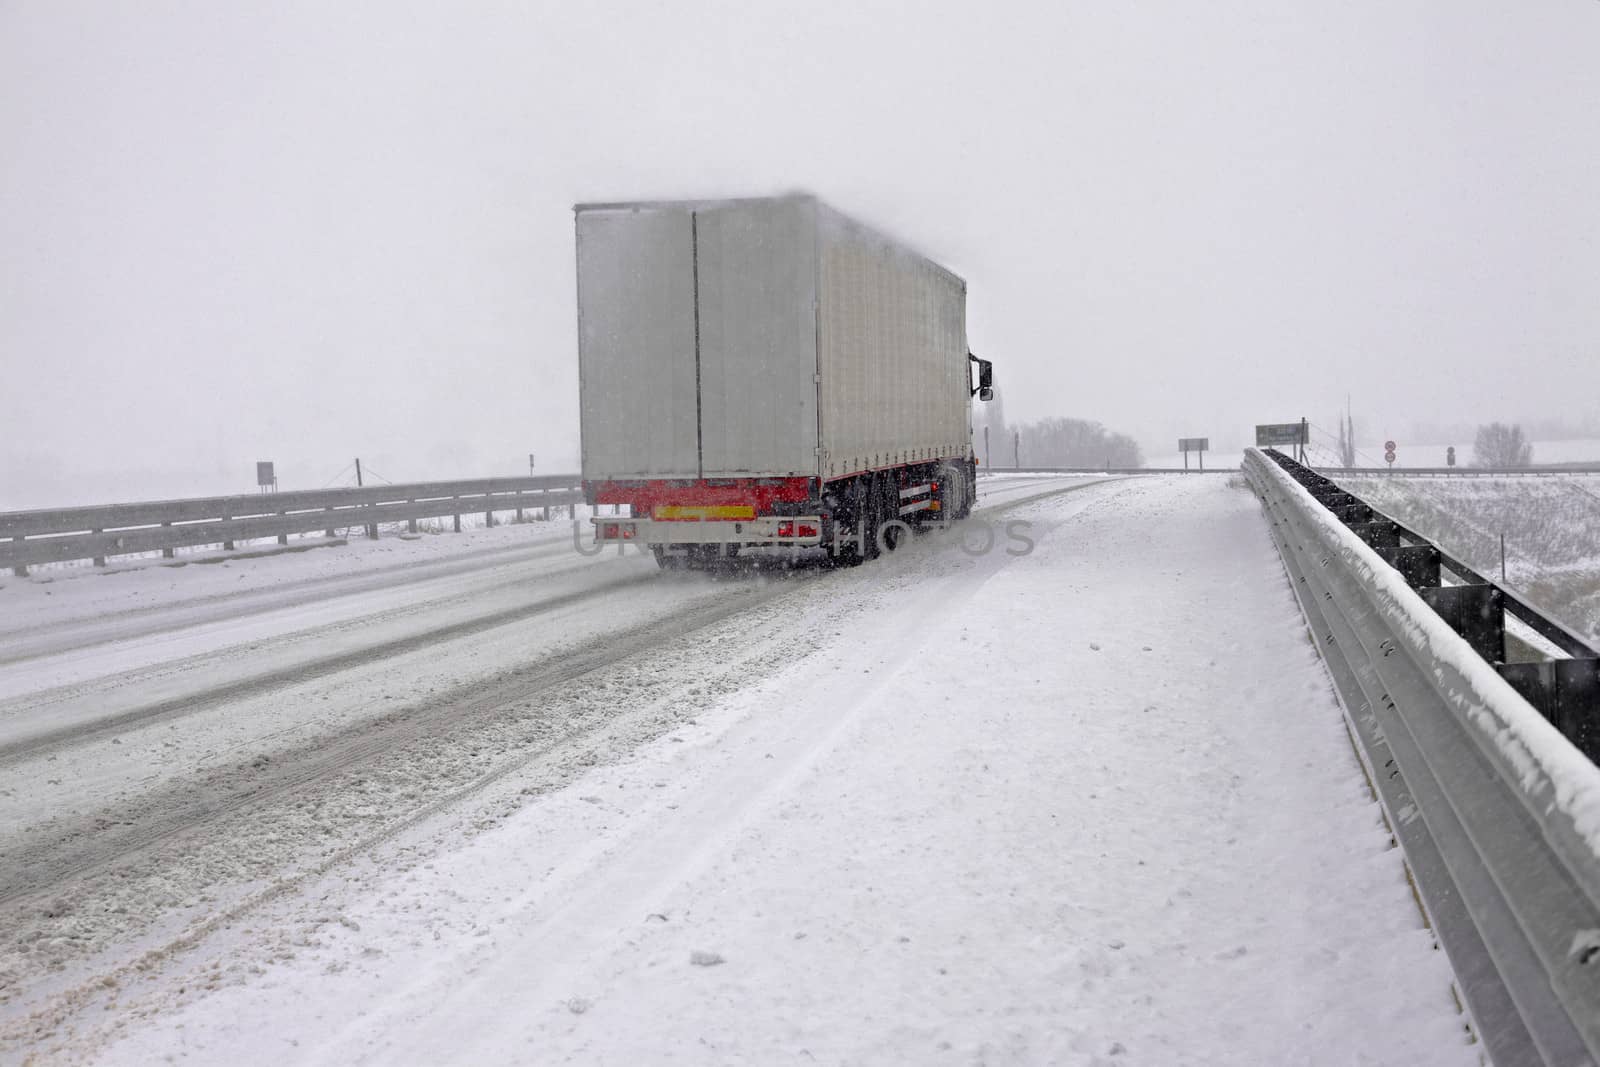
[576,208,700,479]
[693,199,820,478]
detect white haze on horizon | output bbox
[2,1,1597,508]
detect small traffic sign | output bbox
[1384,449,1396,463]
[1384,439,1396,451]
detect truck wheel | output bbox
[829,479,875,566]
[876,478,908,552]
[862,478,884,561]
[652,545,683,571]
[954,463,976,519]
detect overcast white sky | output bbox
[3,1,1598,506]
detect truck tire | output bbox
[937,461,974,522]
[954,462,976,519]
[876,476,908,553]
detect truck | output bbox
[575,193,994,568]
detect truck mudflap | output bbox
[592,515,825,546]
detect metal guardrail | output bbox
[981,466,1232,475]
[2,476,583,574]
[1246,447,1600,1065]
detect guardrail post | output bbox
[484,508,494,528]
[1374,545,1442,591]
[10,537,25,577]
[453,496,461,533]
[277,512,289,546]
[221,515,234,552]
[91,529,107,567]
[324,506,336,539]
[1347,521,1401,549]
[161,521,174,558]
[407,500,418,535]
[1420,585,1505,663]
[1497,659,1600,763]
[1330,503,1376,525]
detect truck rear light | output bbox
[796,523,818,538]
[777,521,795,537]
[601,523,621,538]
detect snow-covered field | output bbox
[1336,473,1600,646]
[0,475,1470,1064]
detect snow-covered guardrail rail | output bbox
[1245,446,1600,1066]
[0,475,583,575]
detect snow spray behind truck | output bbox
[576,194,994,568]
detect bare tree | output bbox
[1337,413,1356,468]
[1472,422,1533,467]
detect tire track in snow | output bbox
[0,568,831,1034]
[0,566,665,767]
[0,532,580,666]
[0,576,776,907]
[0,477,1127,1041]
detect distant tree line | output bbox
[971,390,1143,469]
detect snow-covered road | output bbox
[0,474,1471,1063]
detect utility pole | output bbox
[355,458,363,487]
[1013,429,1020,469]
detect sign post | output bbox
[1178,437,1210,471]
[1254,422,1309,463]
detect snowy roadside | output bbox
[76,477,1471,1065]
[0,519,579,639]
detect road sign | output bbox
[1384,449,1396,464]
[256,461,276,488]
[1178,437,1210,471]
[1384,439,1397,451]
[1255,423,1308,447]
[1447,446,1456,468]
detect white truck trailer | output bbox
[575,193,993,567]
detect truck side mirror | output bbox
[968,353,994,400]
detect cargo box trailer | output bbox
[575,194,993,567]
